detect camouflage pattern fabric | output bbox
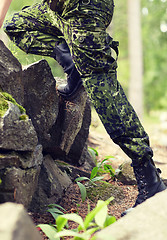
[4,0,153,162]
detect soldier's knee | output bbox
[3,11,26,42]
[3,21,12,35]
[3,14,18,37]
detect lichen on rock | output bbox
[0,91,26,118]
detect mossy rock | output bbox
[0,98,9,117]
[116,161,136,185]
[0,91,26,118]
[19,114,29,121]
[86,181,124,204]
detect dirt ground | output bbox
[31,112,167,239]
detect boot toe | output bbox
[57,81,83,98]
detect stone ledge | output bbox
[0,202,42,240]
[96,189,167,240]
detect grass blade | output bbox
[77,182,87,202]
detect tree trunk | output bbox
[128,0,143,118]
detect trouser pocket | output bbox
[71,29,116,75]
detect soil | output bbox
[29,113,167,239]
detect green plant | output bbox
[75,175,104,202]
[91,156,116,179]
[88,147,116,179]
[38,197,116,240]
[47,204,67,220]
[88,147,99,163]
[76,149,117,202]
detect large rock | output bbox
[60,87,88,154]
[0,166,41,208]
[0,40,24,105]
[0,145,43,169]
[0,203,42,240]
[0,102,38,151]
[67,98,92,165]
[0,100,43,208]
[79,143,96,171]
[116,160,136,185]
[22,61,92,165]
[22,60,59,149]
[29,155,72,212]
[58,87,91,165]
[96,189,167,240]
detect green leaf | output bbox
[88,147,98,157]
[100,159,109,165]
[91,176,104,182]
[47,205,66,221]
[90,167,99,179]
[48,212,60,221]
[48,204,66,212]
[47,208,64,220]
[103,164,115,177]
[54,229,85,239]
[94,200,108,228]
[104,215,116,228]
[75,176,90,182]
[37,224,58,240]
[56,216,68,232]
[97,156,114,169]
[47,208,64,215]
[73,237,85,240]
[103,156,115,160]
[84,197,114,229]
[57,214,85,230]
[77,182,87,202]
[84,227,100,236]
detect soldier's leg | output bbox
[65,0,151,162]
[74,33,166,215]
[3,2,65,56]
[64,0,166,214]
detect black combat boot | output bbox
[121,158,166,216]
[53,42,82,99]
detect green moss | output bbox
[86,181,124,204]
[0,98,9,117]
[0,91,26,118]
[19,114,29,121]
[0,92,26,114]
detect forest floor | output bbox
[30,111,167,239]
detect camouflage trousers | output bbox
[4,0,153,162]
